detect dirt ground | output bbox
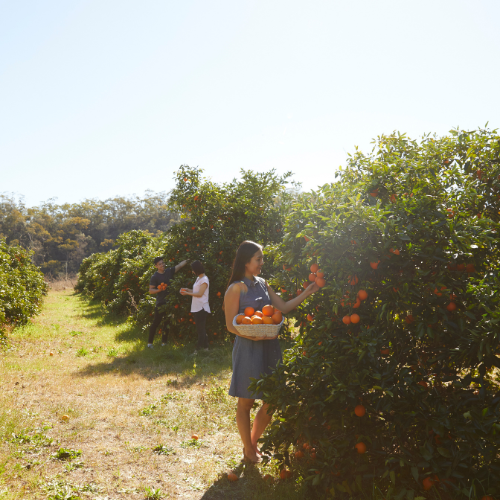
[0,289,307,500]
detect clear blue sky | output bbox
[2,0,499,207]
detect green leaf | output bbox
[437,447,452,458]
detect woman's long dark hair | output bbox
[225,240,263,291]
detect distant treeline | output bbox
[0,191,181,276]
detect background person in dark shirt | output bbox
[148,256,188,348]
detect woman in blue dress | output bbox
[224,240,319,463]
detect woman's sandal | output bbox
[243,447,262,464]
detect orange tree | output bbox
[251,128,500,499]
[0,237,47,347]
[77,166,293,343]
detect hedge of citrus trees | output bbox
[251,128,500,499]
[76,166,293,343]
[0,237,48,347]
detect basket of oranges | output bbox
[157,283,168,291]
[233,305,284,338]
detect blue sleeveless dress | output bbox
[228,276,282,400]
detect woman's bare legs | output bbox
[236,397,259,462]
[251,402,272,454]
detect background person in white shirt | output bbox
[179,260,210,351]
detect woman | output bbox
[224,240,318,463]
[180,260,210,352]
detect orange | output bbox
[466,263,476,273]
[227,472,238,482]
[262,316,273,324]
[244,307,255,317]
[422,477,435,491]
[263,474,274,482]
[340,294,351,307]
[342,315,351,325]
[254,311,263,318]
[369,261,379,270]
[308,273,317,282]
[280,469,292,480]
[348,275,358,285]
[294,450,304,458]
[390,194,397,203]
[418,381,428,389]
[315,277,326,287]
[191,434,199,440]
[310,263,319,273]
[354,442,366,454]
[350,314,360,324]
[316,270,324,278]
[236,315,245,324]
[303,281,309,289]
[405,315,414,324]
[446,302,456,311]
[272,311,283,324]
[380,348,390,355]
[357,289,368,301]
[354,405,366,417]
[251,315,263,325]
[241,316,252,325]
[352,299,361,309]
[306,314,314,321]
[262,305,274,316]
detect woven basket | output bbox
[232,314,284,338]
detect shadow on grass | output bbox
[72,295,234,385]
[199,462,310,500]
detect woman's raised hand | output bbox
[306,282,320,294]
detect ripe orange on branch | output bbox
[354,405,366,417]
[350,313,360,324]
[355,442,366,454]
[310,263,319,273]
[280,469,292,479]
[315,277,326,287]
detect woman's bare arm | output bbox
[267,281,319,314]
[180,283,207,298]
[224,283,243,335]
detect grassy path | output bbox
[0,290,307,500]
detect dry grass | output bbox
[45,275,78,292]
[0,290,309,500]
